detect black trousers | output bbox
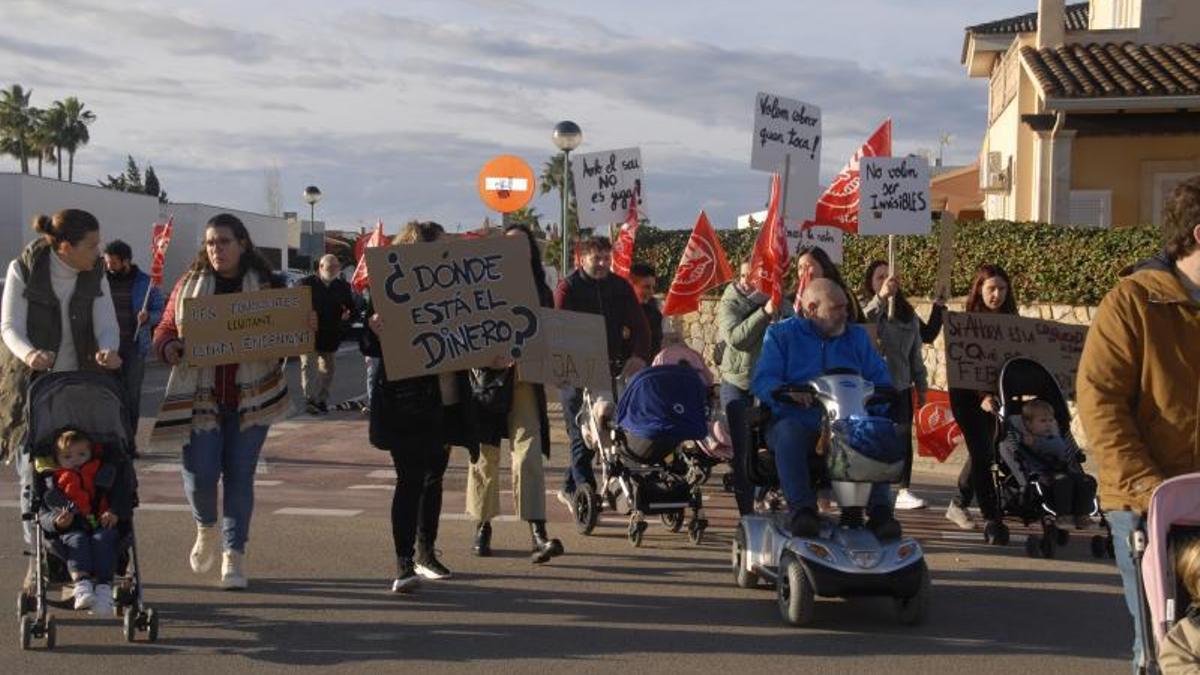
[389,437,451,560]
[892,387,915,489]
[1043,473,1096,517]
[949,389,1000,521]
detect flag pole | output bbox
[779,154,791,229]
[135,213,172,334]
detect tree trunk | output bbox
[56,147,62,180]
[68,150,74,182]
[18,140,28,174]
[36,155,42,177]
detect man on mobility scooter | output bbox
[733,279,930,626]
[752,279,900,539]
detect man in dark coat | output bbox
[629,262,663,357]
[300,255,355,414]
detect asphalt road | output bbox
[0,347,1134,673]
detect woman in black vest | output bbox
[367,221,479,593]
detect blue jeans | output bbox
[720,382,757,516]
[559,387,594,494]
[56,527,119,583]
[767,416,892,514]
[365,357,381,408]
[181,407,269,553]
[1106,510,1145,671]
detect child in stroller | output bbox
[35,428,120,615]
[1159,533,1200,671]
[998,398,1095,531]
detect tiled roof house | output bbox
[962,0,1200,226]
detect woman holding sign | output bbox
[153,213,290,590]
[944,263,1017,532]
[368,221,477,593]
[464,224,564,564]
[861,261,929,510]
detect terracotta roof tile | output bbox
[1021,42,1200,99]
[967,3,1089,35]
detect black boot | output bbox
[473,521,492,557]
[530,520,564,564]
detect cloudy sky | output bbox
[1,0,1037,233]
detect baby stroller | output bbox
[988,357,1113,559]
[16,372,159,649]
[1132,473,1200,674]
[650,342,732,493]
[573,364,710,546]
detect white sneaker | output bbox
[73,579,95,611]
[945,502,976,530]
[91,584,114,616]
[895,489,927,510]
[190,524,219,574]
[220,550,248,590]
[555,489,574,514]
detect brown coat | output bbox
[1076,265,1200,513]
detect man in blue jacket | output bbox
[752,279,899,539]
[104,240,165,435]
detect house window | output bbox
[1153,173,1200,225]
[1069,190,1112,227]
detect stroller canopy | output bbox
[999,357,1071,435]
[24,372,133,458]
[617,365,708,442]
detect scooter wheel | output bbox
[1056,528,1071,547]
[1025,535,1041,558]
[19,614,33,650]
[732,525,759,589]
[573,485,599,536]
[894,562,931,626]
[1090,535,1108,559]
[777,554,815,627]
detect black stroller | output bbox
[16,372,159,649]
[988,357,1114,559]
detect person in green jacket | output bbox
[717,261,784,515]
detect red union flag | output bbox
[149,215,173,287]
[663,211,733,316]
[915,389,964,463]
[813,119,892,233]
[747,173,789,306]
[351,220,386,293]
[611,195,640,281]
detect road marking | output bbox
[441,513,519,522]
[274,507,363,517]
[348,484,392,490]
[0,500,19,508]
[138,503,193,512]
[143,462,182,472]
[940,532,985,541]
[367,469,394,479]
[255,480,283,486]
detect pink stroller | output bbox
[1134,473,1200,673]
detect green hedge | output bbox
[629,220,1162,306]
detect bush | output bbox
[632,220,1163,306]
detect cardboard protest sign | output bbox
[933,216,955,301]
[180,287,312,367]
[787,223,844,263]
[858,157,932,236]
[750,92,822,220]
[517,309,611,393]
[365,236,546,380]
[944,311,1089,398]
[571,147,644,230]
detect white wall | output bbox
[164,203,290,286]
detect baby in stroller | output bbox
[998,398,1095,530]
[1159,535,1200,671]
[35,428,121,615]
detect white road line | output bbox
[940,532,986,541]
[366,469,393,479]
[255,480,283,487]
[138,503,193,512]
[441,513,519,522]
[0,500,19,508]
[141,460,267,474]
[347,484,392,490]
[274,507,363,517]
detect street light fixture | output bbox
[552,121,582,279]
[302,185,322,272]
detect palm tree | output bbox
[0,84,36,174]
[52,97,95,182]
[30,108,61,178]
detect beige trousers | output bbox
[466,381,546,523]
[300,351,336,404]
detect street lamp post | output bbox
[552,121,582,279]
[302,185,322,271]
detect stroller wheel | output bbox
[1055,528,1071,547]
[19,614,33,650]
[661,511,685,533]
[777,554,815,627]
[688,519,707,545]
[573,486,600,536]
[1040,535,1056,559]
[732,524,759,589]
[628,516,647,547]
[983,521,1009,546]
[16,590,32,620]
[44,616,56,650]
[1091,535,1109,559]
[147,608,160,642]
[1024,535,1041,558]
[722,472,735,494]
[123,608,137,642]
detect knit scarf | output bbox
[150,269,290,451]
